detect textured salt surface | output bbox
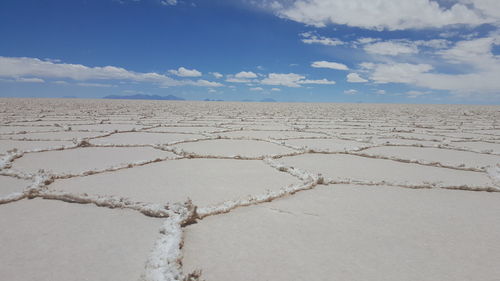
[49,158,301,207]
[11,146,175,174]
[146,126,226,133]
[217,130,325,139]
[0,140,74,155]
[172,139,297,158]
[6,131,107,140]
[183,185,500,281]
[0,99,499,281]
[91,132,205,145]
[283,138,370,151]
[280,153,496,189]
[361,146,499,170]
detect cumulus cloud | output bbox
[266,0,495,30]
[346,73,368,83]
[414,39,451,49]
[193,79,224,87]
[437,37,497,69]
[405,90,432,98]
[364,41,419,56]
[77,82,115,87]
[235,71,258,78]
[311,61,349,70]
[369,63,434,84]
[300,32,344,46]
[160,0,177,6]
[210,72,223,79]
[363,36,500,95]
[16,77,45,83]
[271,88,281,91]
[261,73,335,87]
[249,87,264,91]
[344,89,358,95]
[261,73,304,87]
[0,57,222,87]
[226,71,259,83]
[357,37,379,44]
[168,67,202,77]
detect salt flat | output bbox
[0,175,30,196]
[0,98,499,281]
[183,185,500,281]
[48,158,300,207]
[0,199,162,281]
[0,139,74,155]
[11,146,175,175]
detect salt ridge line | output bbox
[196,158,321,218]
[350,151,492,172]
[1,131,497,179]
[140,201,200,281]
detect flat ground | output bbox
[0,98,499,281]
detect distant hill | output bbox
[260,98,277,102]
[103,94,185,101]
[203,98,224,102]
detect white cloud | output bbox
[300,78,336,85]
[261,73,335,87]
[364,41,418,56]
[405,90,432,98]
[437,37,497,69]
[77,82,115,87]
[344,89,358,95]
[52,80,68,85]
[235,71,258,78]
[261,73,304,87]
[462,0,500,21]
[250,87,264,91]
[168,67,202,77]
[226,71,258,83]
[16,77,44,83]
[226,77,251,83]
[300,32,344,46]
[268,0,495,30]
[271,87,281,91]
[192,79,224,87]
[311,61,349,70]
[346,73,368,83]
[359,62,375,70]
[208,88,217,93]
[363,36,500,95]
[210,72,223,79]
[369,63,434,84]
[376,89,386,95]
[414,39,451,49]
[0,57,222,87]
[357,37,379,44]
[160,0,177,6]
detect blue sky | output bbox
[0,0,499,104]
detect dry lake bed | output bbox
[1,98,499,281]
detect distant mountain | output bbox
[260,98,277,102]
[103,94,185,101]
